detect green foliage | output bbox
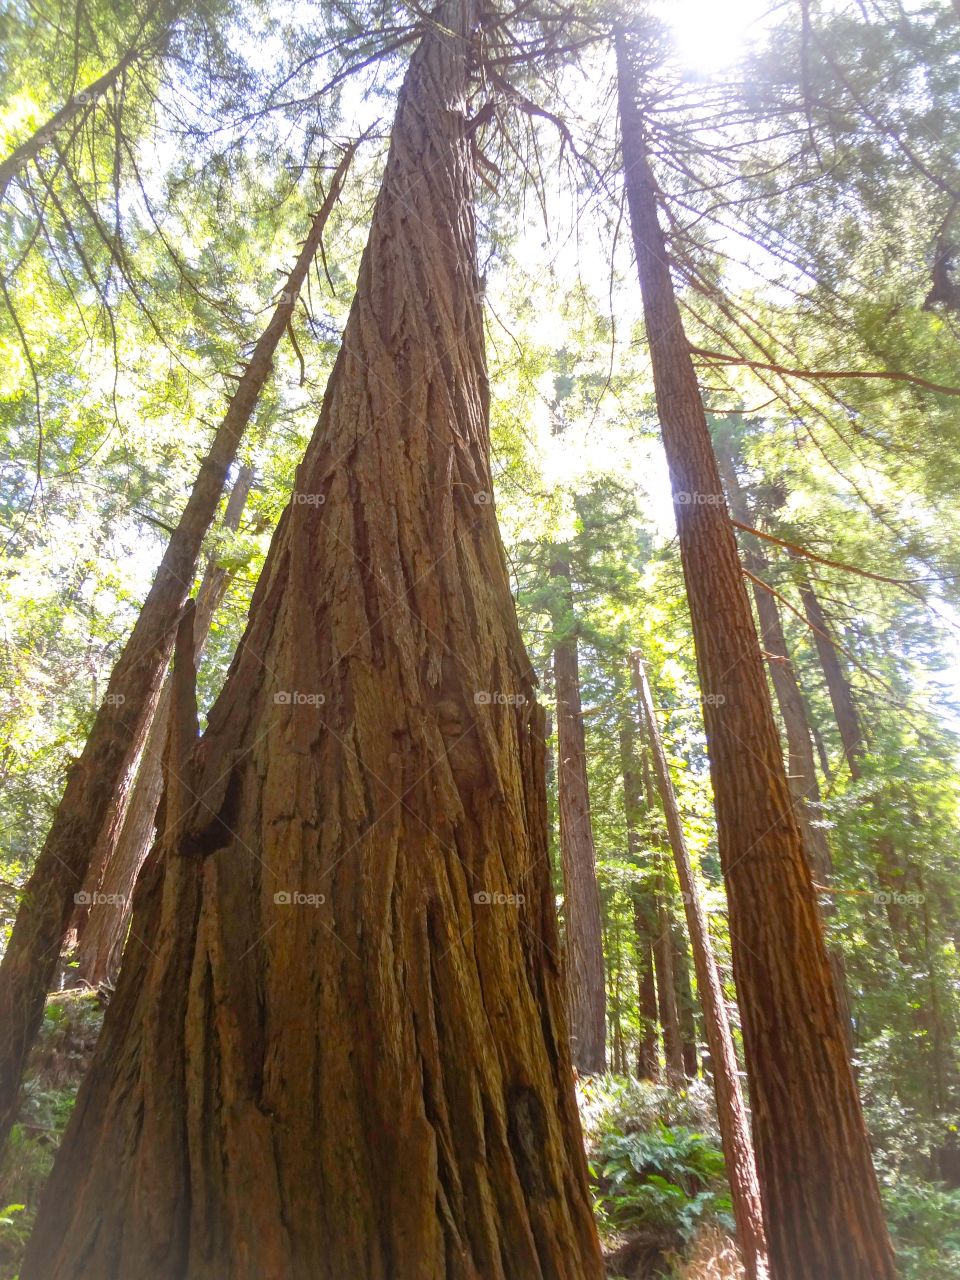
[883,1180,960,1280]
[593,1123,734,1242]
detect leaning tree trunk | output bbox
[618,718,660,1079]
[632,652,768,1280]
[0,1,175,204]
[714,440,854,1055]
[22,10,603,1277]
[0,145,356,1154]
[673,926,699,1078]
[551,557,606,1073]
[71,466,255,987]
[616,29,896,1280]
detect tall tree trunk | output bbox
[800,577,951,1105]
[551,558,606,1074]
[632,652,768,1280]
[673,925,699,1078]
[71,466,255,986]
[618,720,659,1079]
[714,441,854,1056]
[0,147,356,1154]
[796,573,865,772]
[653,896,685,1082]
[22,11,603,1276]
[616,30,895,1280]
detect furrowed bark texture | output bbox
[0,154,353,1152]
[551,558,606,1074]
[72,466,255,986]
[714,445,854,1055]
[632,652,767,1280]
[616,29,896,1280]
[23,11,603,1278]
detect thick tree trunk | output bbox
[0,149,356,1153]
[551,558,606,1074]
[618,720,659,1079]
[714,444,854,1055]
[616,30,896,1280]
[23,11,603,1277]
[72,467,255,986]
[632,652,768,1280]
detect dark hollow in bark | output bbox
[616,28,896,1280]
[0,146,357,1154]
[22,9,604,1277]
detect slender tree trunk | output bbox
[618,720,659,1079]
[0,38,149,202]
[0,147,356,1153]
[653,896,685,1082]
[552,558,606,1073]
[71,467,255,986]
[616,30,895,1279]
[796,573,865,772]
[22,11,603,1276]
[673,926,699,1078]
[714,442,854,1055]
[632,652,768,1280]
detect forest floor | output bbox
[0,998,958,1279]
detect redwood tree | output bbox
[551,556,606,1073]
[22,8,603,1276]
[0,144,357,1152]
[70,466,255,987]
[632,651,767,1280]
[616,26,896,1280]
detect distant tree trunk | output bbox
[714,442,854,1056]
[0,146,356,1155]
[22,10,603,1275]
[673,926,699,1078]
[71,466,254,986]
[617,29,896,1279]
[618,720,659,1079]
[653,897,685,1082]
[796,573,865,772]
[552,557,606,1074]
[799,576,953,1107]
[632,651,767,1280]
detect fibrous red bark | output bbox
[0,150,355,1153]
[616,27,896,1279]
[22,9,603,1276]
